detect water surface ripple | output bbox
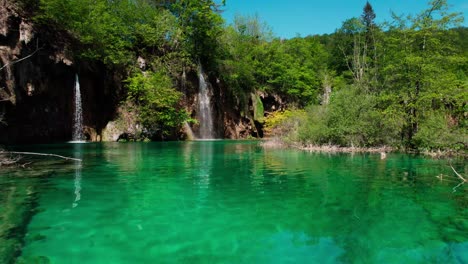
[0,141,466,263]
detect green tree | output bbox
[336,17,367,85]
[381,0,464,148]
[335,2,381,90]
[362,2,376,34]
[126,70,188,139]
[170,0,225,70]
[361,1,380,87]
[220,15,273,109]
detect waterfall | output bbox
[198,67,214,139]
[72,74,84,141]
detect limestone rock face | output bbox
[102,121,123,142]
[0,1,283,143]
[180,71,286,140]
[0,1,120,144]
[101,102,141,142]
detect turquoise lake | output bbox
[0,141,467,263]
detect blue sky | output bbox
[221,0,468,38]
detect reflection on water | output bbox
[196,142,213,189]
[8,141,467,263]
[72,144,83,208]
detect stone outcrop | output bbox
[0,1,120,144]
[0,0,284,143]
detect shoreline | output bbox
[261,139,467,158]
[299,144,393,154]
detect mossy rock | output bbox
[251,93,264,122]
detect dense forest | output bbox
[6,0,468,152]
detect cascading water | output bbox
[72,74,84,141]
[198,67,214,139]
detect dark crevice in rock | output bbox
[0,1,121,144]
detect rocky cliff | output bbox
[0,1,282,144]
[0,0,120,144]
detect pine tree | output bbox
[361,1,378,88]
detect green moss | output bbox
[252,93,264,122]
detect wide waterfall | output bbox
[72,74,84,141]
[198,67,214,139]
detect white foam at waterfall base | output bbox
[198,67,215,139]
[71,74,85,142]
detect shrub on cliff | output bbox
[125,70,189,139]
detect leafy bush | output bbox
[264,109,306,142]
[36,0,181,65]
[296,105,329,145]
[413,110,467,151]
[282,86,403,147]
[126,71,188,138]
[325,86,382,146]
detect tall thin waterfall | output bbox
[198,67,214,139]
[72,74,84,141]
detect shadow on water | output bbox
[11,142,128,263]
[0,143,87,263]
[0,169,41,264]
[0,142,95,263]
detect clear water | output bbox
[1,141,466,263]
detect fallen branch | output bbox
[452,181,465,193]
[20,161,33,168]
[450,164,466,182]
[2,151,82,162]
[0,41,44,71]
[0,154,21,166]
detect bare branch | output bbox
[453,181,465,193]
[20,161,33,168]
[0,154,21,166]
[2,151,82,162]
[0,46,44,71]
[339,45,355,80]
[450,164,466,182]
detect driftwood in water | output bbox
[0,152,21,166]
[450,164,466,182]
[1,151,82,162]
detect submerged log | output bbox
[450,164,466,182]
[2,151,82,162]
